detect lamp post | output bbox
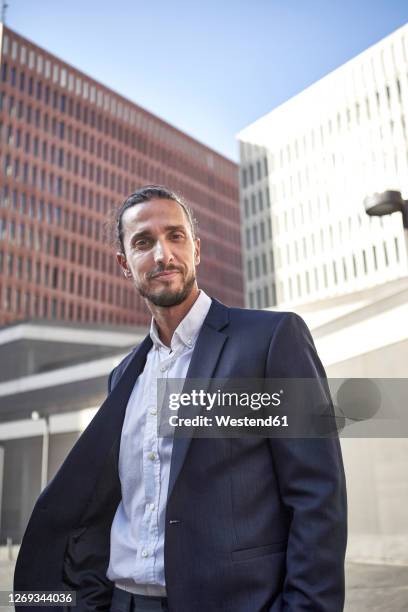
[363,190,408,263]
[31,411,50,491]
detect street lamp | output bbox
[363,190,408,261]
[31,410,50,491]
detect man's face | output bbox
[116,198,200,307]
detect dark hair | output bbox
[113,185,197,255]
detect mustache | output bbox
[147,265,183,280]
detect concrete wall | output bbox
[312,298,408,564]
[0,431,79,543]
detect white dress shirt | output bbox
[107,290,212,596]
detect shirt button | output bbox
[147,452,156,461]
[160,365,167,372]
[149,503,155,511]
[150,409,157,415]
[187,339,192,346]
[141,550,148,558]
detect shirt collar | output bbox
[149,290,212,352]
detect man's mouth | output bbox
[151,270,181,280]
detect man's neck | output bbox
[148,286,200,347]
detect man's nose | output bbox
[153,240,173,266]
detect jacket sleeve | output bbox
[266,313,347,612]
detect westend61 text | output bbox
[168,415,289,427]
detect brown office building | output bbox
[0,24,243,328]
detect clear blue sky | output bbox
[5,0,408,161]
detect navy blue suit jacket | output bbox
[14,298,347,611]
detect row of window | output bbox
[0,215,243,285]
[0,219,120,274]
[277,206,388,248]
[241,157,268,188]
[275,221,398,268]
[243,188,271,217]
[0,253,129,303]
[1,119,151,172]
[0,191,105,235]
[241,79,407,187]
[0,91,214,185]
[245,218,273,249]
[1,149,160,199]
[246,250,274,281]
[2,34,163,134]
[248,239,402,305]
[0,192,241,276]
[0,78,234,194]
[267,142,406,214]
[1,89,237,210]
[0,285,144,325]
[1,182,115,219]
[1,148,236,227]
[243,138,407,221]
[0,72,152,145]
[0,177,242,273]
[248,283,277,309]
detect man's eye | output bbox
[134,239,150,248]
[172,233,184,240]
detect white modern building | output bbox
[237,23,408,309]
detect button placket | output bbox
[140,351,167,581]
[138,374,157,577]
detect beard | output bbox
[136,269,196,307]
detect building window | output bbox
[264,156,268,175]
[394,237,400,262]
[332,261,338,283]
[262,252,267,274]
[251,194,256,214]
[25,292,31,316]
[246,228,251,248]
[383,242,389,266]
[1,62,7,82]
[264,286,270,307]
[253,225,258,246]
[260,221,265,242]
[254,256,260,278]
[247,260,253,281]
[269,249,274,271]
[362,250,367,273]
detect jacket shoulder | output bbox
[227,305,304,330]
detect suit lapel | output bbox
[167,299,229,500]
[107,332,153,424]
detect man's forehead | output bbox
[122,198,188,230]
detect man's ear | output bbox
[116,252,131,278]
[194,238,200,266]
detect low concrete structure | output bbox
[0,319,147,543]
[278,277,408,565]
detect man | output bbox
[14,185,347,612]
